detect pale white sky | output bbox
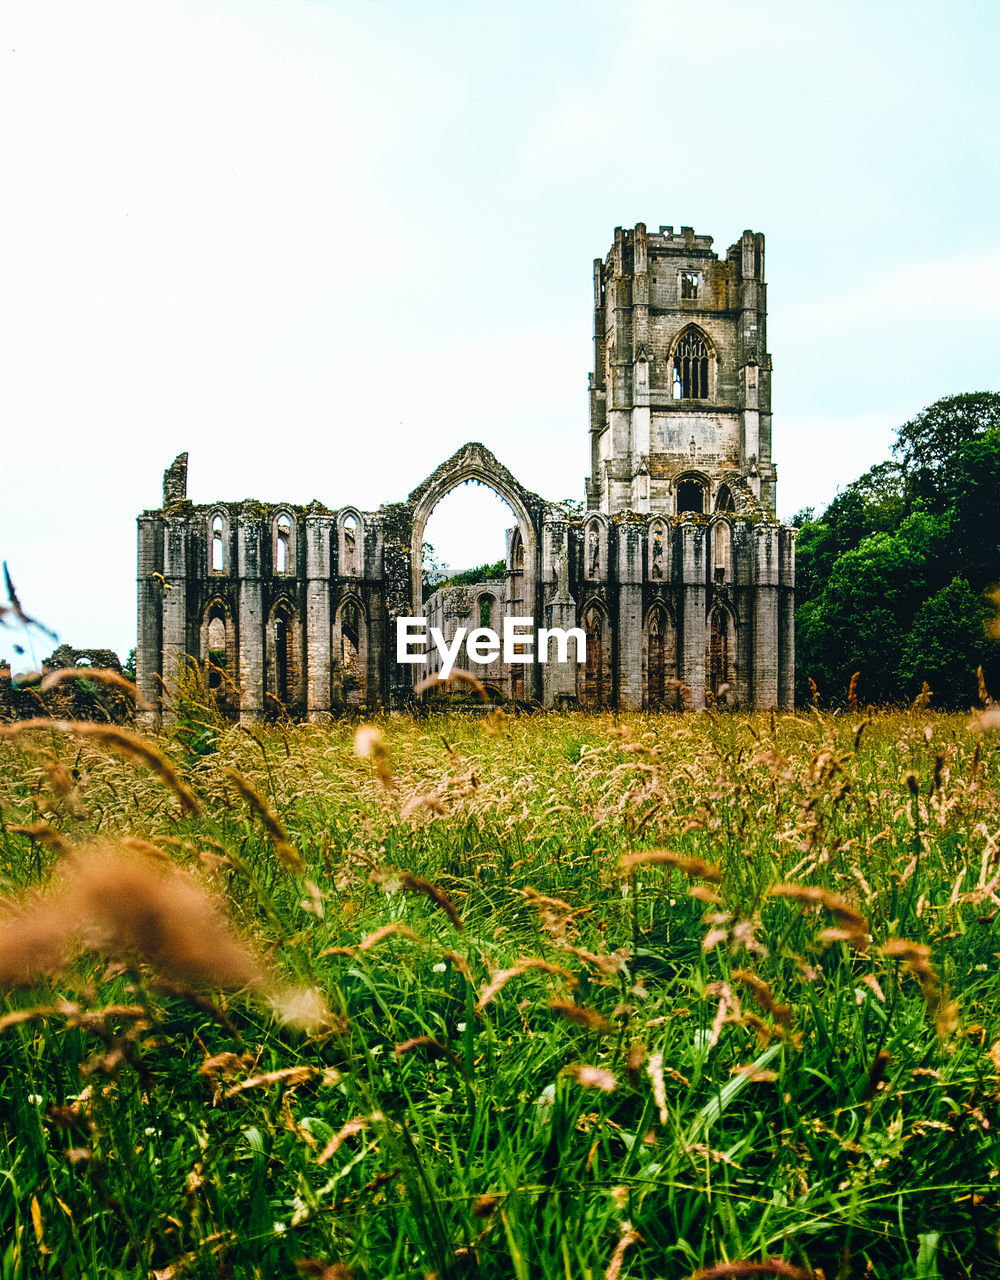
[1,0,998,665]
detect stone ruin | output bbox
[136,224,795,723]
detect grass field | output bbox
[1,702,999,1279]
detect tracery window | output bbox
[676,476,706,514]
[680,271,700,299]
[672,328,710,399]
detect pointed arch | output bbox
[409,443,538,619]
[675,470,710,515]
[643,602,677,710]
[648,519,669,581]
[338,510,363,578]
[266,597,302,714]
[583,515,607,581]
[670,324,715,400]
[208,511,229,575]
[707,603,737,703]
[273,510,294,576]
[199,597,237,715]
[714,484,735,512]
[333,593,368,708]
[509,526,525,571]
[711,517,733,584]
[577,602,611,708]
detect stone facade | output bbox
[136,224,794,722]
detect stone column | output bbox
[136,515,161,729]
[160,516,189,725]
[541,516,578,707]
[778,527,796,710]
[617,522,643,710]
[680,521,707,710]
[304,514,333,722]
[730,520,753,709]
[237,516,265,722]
[377,504,415,710]
[752,525,779,710]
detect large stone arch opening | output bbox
[409,446,539,608]
[407,444,542,699]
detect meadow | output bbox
[1,695,999,1279]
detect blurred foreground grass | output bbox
[1,707,999,1279]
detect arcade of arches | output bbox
[138,439,794,723]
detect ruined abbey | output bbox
[136,223,795,722]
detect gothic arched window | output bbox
[714,484,735,513]
[275,513,291,574]
[672,328,710,400]
[676,475,706,514]
[211,515,225,572]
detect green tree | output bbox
[894,391,1000,507]
[796,393,1000,706]
[798,512,947,704]
[900,577,991,707]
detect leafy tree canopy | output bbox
[797,393,1000,708]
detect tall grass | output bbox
[0,707,998,1278]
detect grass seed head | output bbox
[396,872,463,931]
[0,721,199,815]
[71,850,263,989]
[353,725,393,790]
[620,849,722,882]
[549,999,613,1035]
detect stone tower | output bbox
[587,224,775,517]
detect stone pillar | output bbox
[541,516,578,707]
[237,517,265,722]
[778,527,796,710]
[136,515,161,729]
[379,504,415,710]
[304,514,333,722]
[160,516,189,725]
[680,522,707,710]
[730,520,753,709]
[617,522,643,710]
[752,525,779,710]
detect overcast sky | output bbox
[2,0,998,667]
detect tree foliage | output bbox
[797,393,1000,708]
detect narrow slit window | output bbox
[276,514,291,574]
[211,516,225,571]
[342,514,358,574]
